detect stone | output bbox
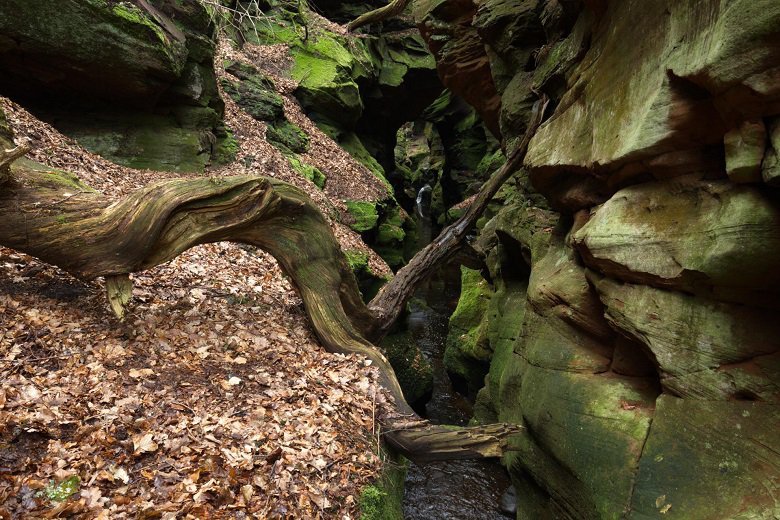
[724,119,766,183]
[525,0,780,205]
[573,177,780,308]
[499,353,657,519]
[413,0,502,136]
[591,275,780,400]
[629,396,780,518]
[444,267,493,389]
[527,232,614,343]
[345,200,379,232]
[0,0,190,106]
[220,77,284,122]
[762,118,780,186]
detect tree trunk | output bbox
[0,143,523,462]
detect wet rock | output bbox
[499,484,517,517]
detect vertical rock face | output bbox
[435,0,780,517]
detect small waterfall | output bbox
[415,184,432,218]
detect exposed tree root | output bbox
[0,141,524,462]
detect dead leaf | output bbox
[132,433,158,454]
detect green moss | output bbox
[287,155,325,188]
[359,452,406,520]
[345,249,370,271]
[266,119,310,154]
[338,132,392,193]
[111,2,168,44]
[345,200,379,232]
[444,267,494,389]
[376,223,405,244]
[344,249,387,300]
[213,130,239,165]
[476,148,506,178]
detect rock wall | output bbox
[0,0,229,173]
[432,0,780,518]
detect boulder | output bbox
[591,275,780,400]
[573,178,780,307]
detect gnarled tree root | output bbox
[0,150,523,462]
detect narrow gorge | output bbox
[0,0,778,519]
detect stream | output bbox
[394,200,512,519]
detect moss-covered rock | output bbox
[59,111,214,173]
[573,178,780,307]
[359,451,407,520]
[287,155,326,188]
[380,329,434,405]
[212,130,239,166]
[0,0,190,105]
[345,200,379,232]
[266,119,310,154]
[444,267,493,389]
[220,76,284,122]
[629,397,780,519]
[344,249,387,300]
[0,0,225,173]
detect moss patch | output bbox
[345,200,379,232]
[287,155,325,188]
[359,451,406,520]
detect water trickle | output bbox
[415,184,432,218]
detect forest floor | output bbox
[0,37,396,519]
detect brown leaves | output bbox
[0,26,394,518]
[0,242,384,518]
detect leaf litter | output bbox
[0,29,398,519]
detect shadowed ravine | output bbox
[397,214,512,519]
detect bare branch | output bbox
[346,0,410,32]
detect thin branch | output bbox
[346,0,410,32]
